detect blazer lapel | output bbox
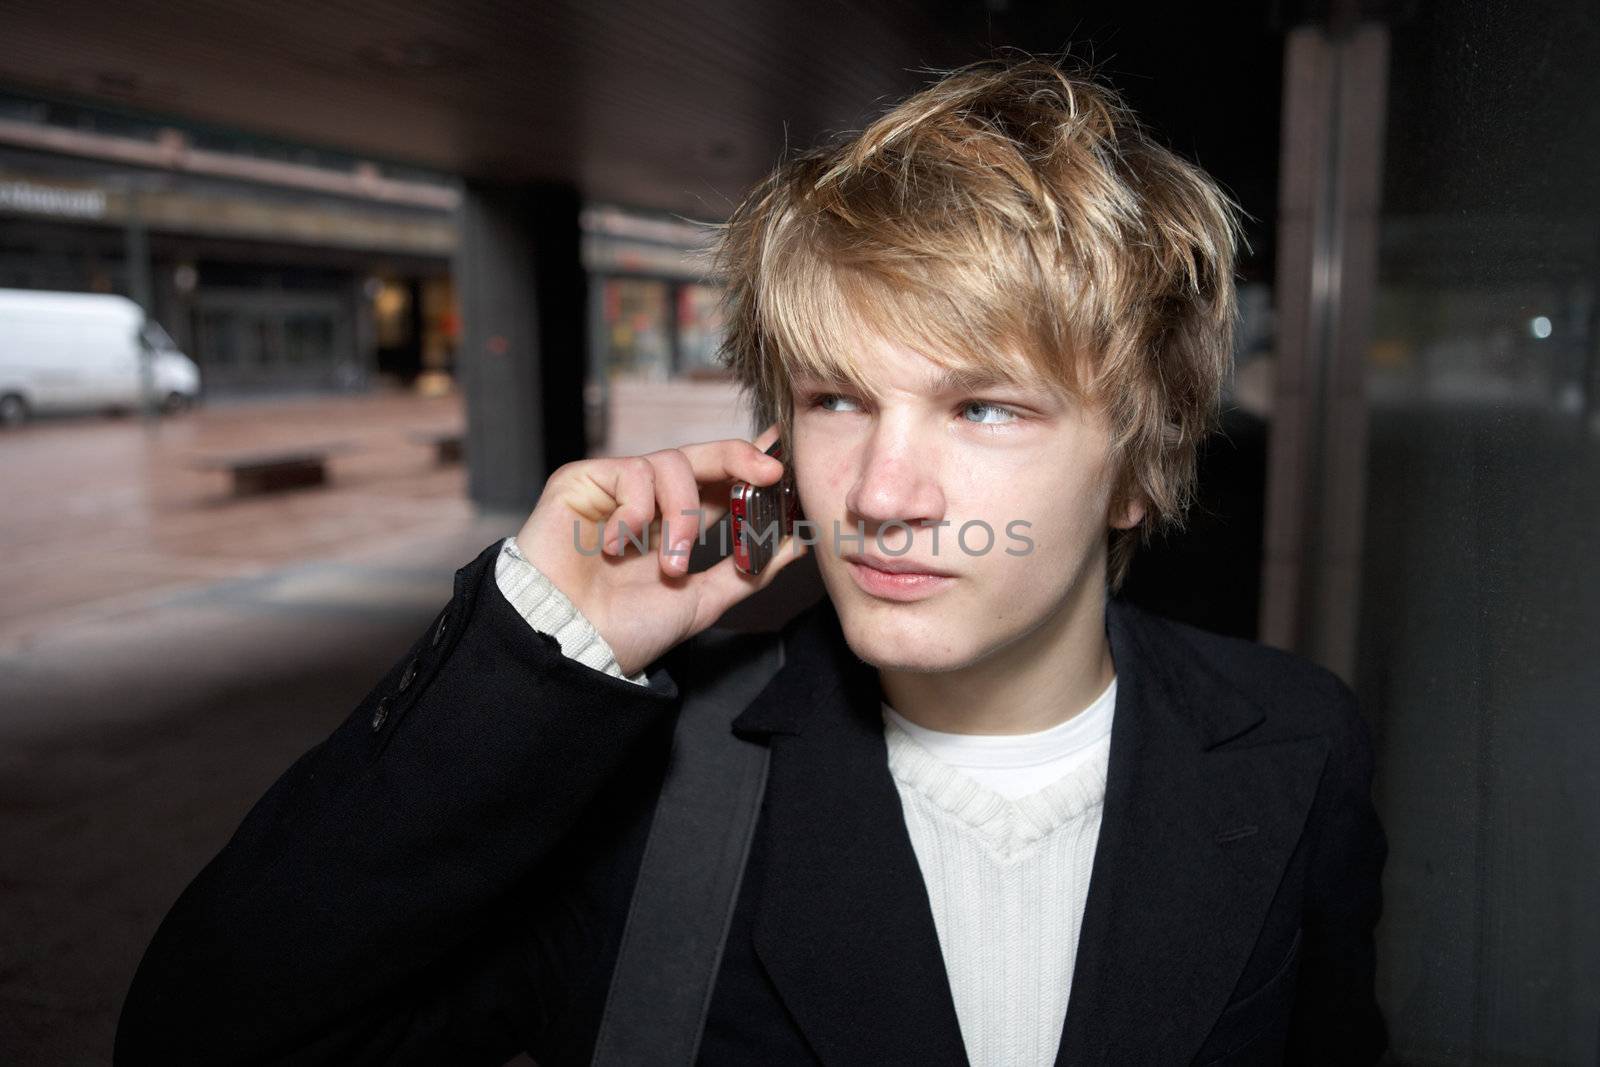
[1054,599,1331,1064]
[727,594,1330,1066]
[732,602,970,1066]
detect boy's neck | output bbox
[877,580,1115,736]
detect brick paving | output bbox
[0,387,481,647]
[0,378,755,649]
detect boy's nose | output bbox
[844,429,946,533]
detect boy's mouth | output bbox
[843,554,957,601]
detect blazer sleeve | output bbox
[114,539,682,1066]
[1284,681,1390,1065]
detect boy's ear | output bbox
[1109,495,1146,531]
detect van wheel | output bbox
[162,392,191,415]
[0,393,29,427]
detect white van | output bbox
[0,288,202,426]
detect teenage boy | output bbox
[117,59,1387,1066]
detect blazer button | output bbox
[370,696,391,731]
[431,609,450,647]
[398,658,419,692]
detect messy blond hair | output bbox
[715,58,1243,590]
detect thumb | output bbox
[689,532,811,631]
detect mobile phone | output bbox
[730,439,799,576]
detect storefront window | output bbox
[601,276,671,380]
[675,282,727,377]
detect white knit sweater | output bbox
[495,536,648,683]
[494,536,1113,1064]
[881,686,1112,1066]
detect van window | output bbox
[139,321,178,353]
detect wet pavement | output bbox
[0,387,476,648]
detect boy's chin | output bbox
[835,614,980,675]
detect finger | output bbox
[676,436,784,488]
[689,529,810,630]
[596,457,657,556]
[687,425,787,545]
[644,448,702,576]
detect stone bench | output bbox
[407,429,465,465]
[188,442,356,496]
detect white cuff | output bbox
[494,536,650,686]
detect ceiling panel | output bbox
[0,1,1282,226]
[0,0,991,213]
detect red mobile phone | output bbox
[729,439,798,576]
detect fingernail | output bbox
[671,538,691,569]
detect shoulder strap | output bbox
[590,631,784,1067]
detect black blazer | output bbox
[115,538,1388,1066]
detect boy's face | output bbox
[790,335,1142,674]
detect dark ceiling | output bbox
[0,0,1284,242]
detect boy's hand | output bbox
[513,425,807,676]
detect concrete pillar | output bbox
[454,182,588,514]
[1258,23,1390,680]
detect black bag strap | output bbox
[591,631,784,1066]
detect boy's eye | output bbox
[961,401,1017,425]
[806,393,1019,424]
[815,393,862,413]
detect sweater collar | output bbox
[730,593,1266,751]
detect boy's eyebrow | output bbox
[791,373,856,392]
[924,367,1036,394]
[791,367,1053,397]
